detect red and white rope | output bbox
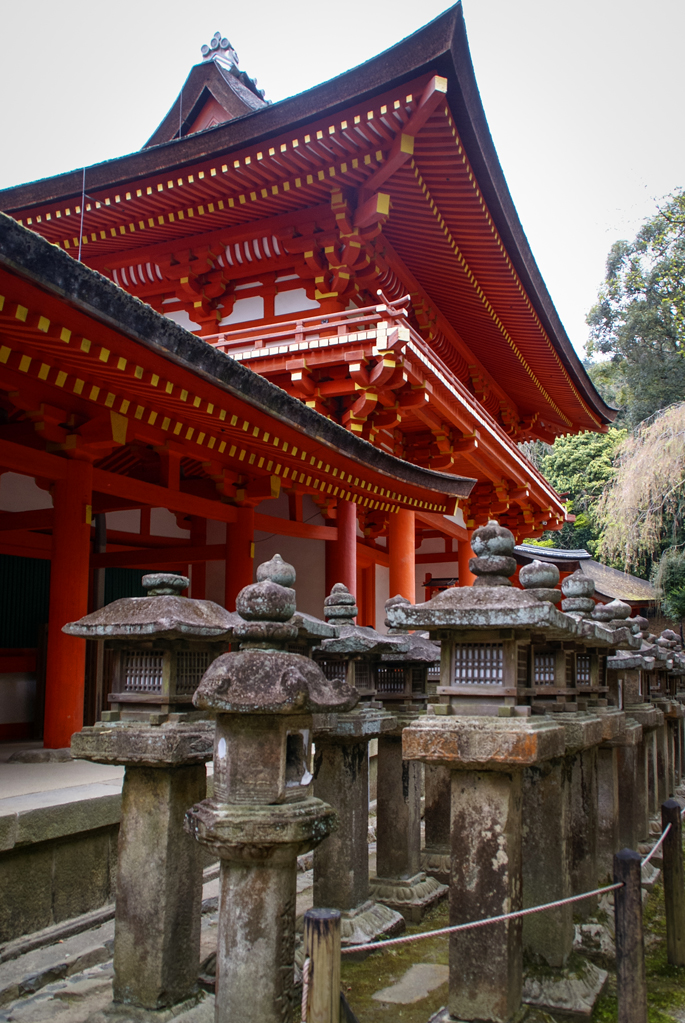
[300,956,310,1023]
[642,823,671,866]
[340,882,623,955]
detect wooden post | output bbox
[388,508,415,603]
[44,459,93,748]
[613,848,647,1023]
[457,535,476,586]
[303,908,341,1023]
[224,505,254,610]
[325,498,357,597]
[661,799,685,966]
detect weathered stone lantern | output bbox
[388,523,607,1022]
[184,555,358,1023]
[310,584,406,944]
[66,572,235,1010]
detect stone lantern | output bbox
[184,555,358,1023]
[310,583,406,944]
[388,522,608,1022]
[66,572,235,1010]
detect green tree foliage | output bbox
[521,429,625,554]
[653,548,685,621]
[586,189,685,427]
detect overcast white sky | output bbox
[1,0,683,357]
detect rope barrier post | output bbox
[662,800,685,966]
[303,908,341,1023]
[614,848,647,1023]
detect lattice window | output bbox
[123,650,164,692]
[517,646,529,687]
[376,666,406,693]
[354,662,372,689]
[318,659,347,683]
[576,654,591,686]
[534,653,555,686]
[176,650,212,695]
[411,666,426,692]
[598,655,607,687]
[427,662,441,681]
[454,644,503,685]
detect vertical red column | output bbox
[225,506,254,610]
[44,459,93,748]
[325,498,357,596]
[189,517,206,599]
[458,534,476,586]
[388,508,415,603]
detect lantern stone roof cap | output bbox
[318,624,410,656]
[385,583,579,637]
[193,648,359,714]
[381,632,440,663]
[63,573,238,640]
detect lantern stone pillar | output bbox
[421,764,452,883]
[68,573,234,1009]
[370,712,448,921]
[404,714,565,1023]
[185,555,358,1023]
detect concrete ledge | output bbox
[0,782,122,852]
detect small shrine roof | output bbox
[514,545,657,604]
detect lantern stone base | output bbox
[337,899,405,946]
[522,959,608,1021]
[420,847,451,885]
[369,871,447,923]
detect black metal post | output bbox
[661,800,685,966]
[614,848,647,1023]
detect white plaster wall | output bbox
[106,509,141,533]
[253,533,326,619]
[0,473,52,512]
[150,508,190,538]
[0,673,36,724]
[375,564,389,634]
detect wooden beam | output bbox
[0,509,53,532]
[253,513,336,542]
[415,510,468,541]
[0,439,68,480]
[92,469,239,525]
[92,544,221,569]
[356,540,389,569]
[415,552,460,564]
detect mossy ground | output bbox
[341,871,685,1022]
[593,871,685,1023]
[340,899,450,1022]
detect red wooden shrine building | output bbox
[0,5,614,746]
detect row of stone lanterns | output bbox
[65,524,685,1023]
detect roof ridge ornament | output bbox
[199,31,267,102]
[201,32,239,68]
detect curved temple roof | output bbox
[0,3,614,439]
[0,211,475,506]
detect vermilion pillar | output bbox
[457,534,476,587]
[325,498,357,596]
[44,459,93,748]
[189,517,206,599]
[225,506,254,610]
[388,508,415,603]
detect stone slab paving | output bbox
[372,963,448,1004]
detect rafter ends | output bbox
[353,192,390,229]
